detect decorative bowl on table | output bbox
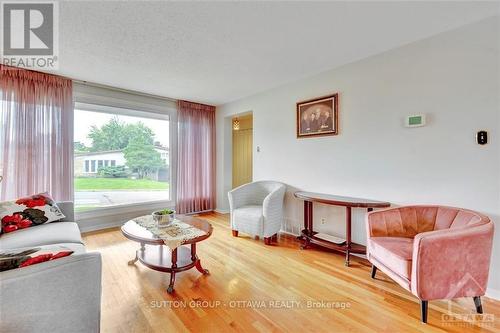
[152,209,175,228]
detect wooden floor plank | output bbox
[82,212,500,333]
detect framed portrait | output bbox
[296,93,338,138]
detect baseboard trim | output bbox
[79,209,225,233]
[214,208,229,214]
[486,288,500,300]
[279,229,299,237]
[77,204,175,233]
[79,220,124,233]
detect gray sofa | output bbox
[0,202,102,333]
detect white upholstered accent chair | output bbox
[228,181,286,245]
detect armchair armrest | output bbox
[411,222,494,300]
[262,185,286,236]
[0,252,102,333]
[57,201,75,222]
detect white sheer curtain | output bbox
[0,65,74,201]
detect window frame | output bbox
[73,87,177,221]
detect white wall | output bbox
[216,17,500,297]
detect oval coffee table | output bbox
[121,215,213,293]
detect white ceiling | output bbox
[58,1,499,105]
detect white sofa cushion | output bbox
[233,205,263,236]
[0,222,83,250]
[35,243,86,254]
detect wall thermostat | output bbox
[405,114,426,128]
[476,130,488,145]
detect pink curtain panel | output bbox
[176,100,216,214]
[0,65,74,201]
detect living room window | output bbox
[74,107,172,213]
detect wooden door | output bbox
[232,129,253,188]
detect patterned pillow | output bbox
[0,193,65,234]
[0,246,73,271]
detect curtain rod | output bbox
[3,65,194,105]
[73,79,178,103]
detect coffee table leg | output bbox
[167,273,176,294]
[192,243,209,275]
[128,242,144,265]
[167,248,177,294]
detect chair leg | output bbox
[473,296,483,314]
[371,265,377,279]
[232,230,238,237]
[420,300,428,324]
[264,237,272,245]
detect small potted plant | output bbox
[152,209,175,228]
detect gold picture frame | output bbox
[297,93,338,138]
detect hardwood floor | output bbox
[83,213,500,333]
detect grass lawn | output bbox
[75,177,169,191]
[74,205,102,212]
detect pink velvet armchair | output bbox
[366,205,494,323]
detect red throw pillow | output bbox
[18,251,73,268]
[0,248,74,272]
[0,193,66,234]
[19,254,53,267]
[50,251,73,260]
